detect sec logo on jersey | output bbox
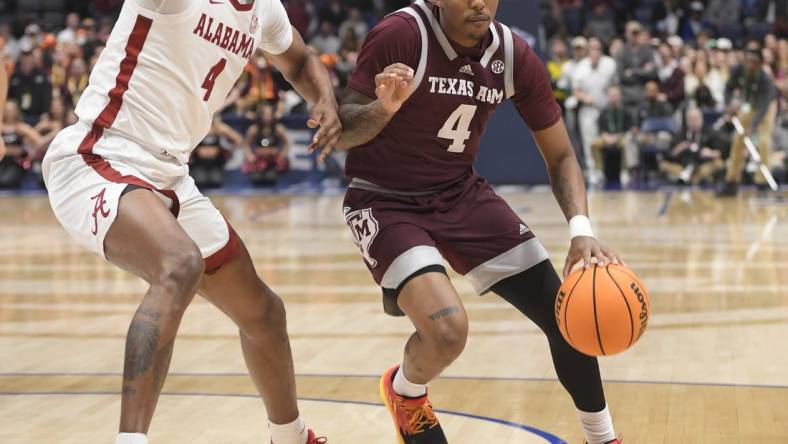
[250,15,259,34]
[491,60,505,74]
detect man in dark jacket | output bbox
[592,85,639,185]
[660,108,726,185]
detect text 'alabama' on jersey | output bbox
[345,0,561,191]
[71,0,292,173]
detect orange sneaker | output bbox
[306,430,327,444]
[379,365,447,444]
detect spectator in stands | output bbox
[33,96,74,160]
[659,108,726,185]
[243,104,290,186]
[679,2,713,43]
[311,21,342,55]
[335,28,361,89]
[319,0,347,29]
[638,80,673,122]
[339,7,369,43]
[617,21,656,118]
[286,0,316,38]
[61,57,88,110]
[190,116,243,189]
[713,38,735,84]
[9,49,51,118]
[609,37,624,59]
[572,37,618,183]
[653,0,680,36]
[557,0,585,36]
[685,58,725,111]
[19,24,42,54]
[0,23,20,60]
[78,18,101,62]
[719,48,779,196]
[57,13,81,45]
[584,2,616,46]
[705,0,741,30]
[655,41,685,109]
[1,100,41,188]
[591,85,639,186]
[558,36,587,98]
[547,38,570,108]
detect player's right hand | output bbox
[375,63,415,114]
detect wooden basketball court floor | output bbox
[1,189,787,443]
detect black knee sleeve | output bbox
[381,265,447,317]
[491,260,606,412]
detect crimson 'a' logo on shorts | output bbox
[90,188,111,235]
[344,207,379,268]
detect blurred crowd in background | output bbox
[1,0,787,194]
[543,0,787,194]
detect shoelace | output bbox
[393,397,440,435]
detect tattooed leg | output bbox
[102,188,205,434]
[396,272,468,384]
[119,296,191,433]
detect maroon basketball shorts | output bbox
[343,171,550,315]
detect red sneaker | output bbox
[306,429,327,444]
[379,365,447,444]
[585,436,623,444]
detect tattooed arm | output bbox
[532,118,587,220]
[532,119,623,277]
[311,63,414,161]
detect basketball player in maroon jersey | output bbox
[321,1,624,443]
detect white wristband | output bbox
[569,215,595,239]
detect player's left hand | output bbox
[563,236,624,279]
[307,97,342,163]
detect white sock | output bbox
[392,364,427,398]
[269,416,308,444]
[115,433,147,444]
[577,405,616,444]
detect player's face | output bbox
[436,0,499,46]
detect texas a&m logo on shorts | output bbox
[343,207,379,268]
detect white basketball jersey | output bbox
[75,0,292,165]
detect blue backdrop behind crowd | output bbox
[476,0,547,185]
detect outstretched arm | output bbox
[264,28,340,154]
[532,119,623,277]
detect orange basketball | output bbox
[555,264,650,356]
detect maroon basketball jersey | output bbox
[345,0,561,191]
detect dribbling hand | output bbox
[563,236,625,279]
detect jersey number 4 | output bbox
[438,104,477,153]
[202,58,227,101]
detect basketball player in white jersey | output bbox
[42,1,338,443]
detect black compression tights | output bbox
[491,260,606,412]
